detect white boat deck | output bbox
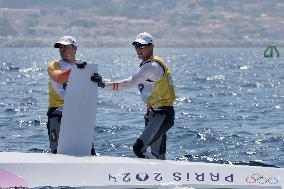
[0,152,283,188]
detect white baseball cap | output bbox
[132,32,154,45]
[54,36,77,48]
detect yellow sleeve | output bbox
[47,60,61,75]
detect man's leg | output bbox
[150,134,167,160]
[47,108,62,154]
[133,112,167,159]
[149,109,174,160]
[133,108,175,160]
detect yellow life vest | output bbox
[142,56,176,108]
[47,60,65,109]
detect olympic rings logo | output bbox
[246,173,278,185]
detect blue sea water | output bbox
[0,47,283,171]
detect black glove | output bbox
[75,60,87,69]
[91,73,105,88]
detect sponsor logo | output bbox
[246,173,278,185]
[63,82,68,90]
[138,84,144,93]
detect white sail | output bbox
[57,63,98,156]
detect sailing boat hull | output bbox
[0,152,283,188]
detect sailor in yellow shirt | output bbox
[47,36,86,154]
[92,32,176,160]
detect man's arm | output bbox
[48,63,71,84]
[91,62,164,90]
[106,62,164,90]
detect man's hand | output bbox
[75,60,87,69]
[91,73,105,88]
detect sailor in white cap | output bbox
[46,36,86,154]
[91,32,176,160]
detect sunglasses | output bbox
[133,43,152,49]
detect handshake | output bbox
[91,73,105,88]
[74,61,105,88]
